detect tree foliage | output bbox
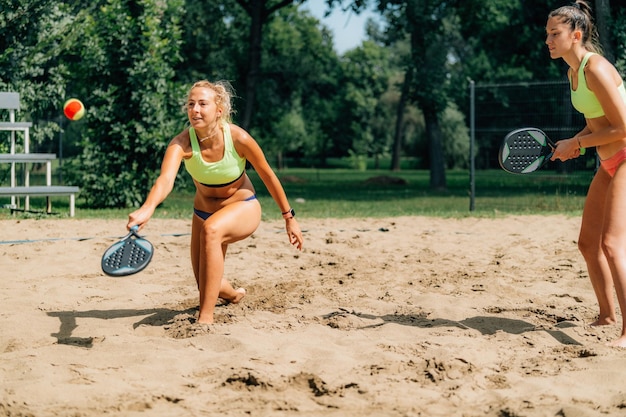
[2,0,626,208]
[61,0,185,207]
[0,0,72,150]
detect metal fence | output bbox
[470,79,589,169]
[468,79,594,211]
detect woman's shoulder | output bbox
[585,53,622,84]
[226,123,261,159]
[166,128,192,158]
[586,53,616,73]
[171,128,191,144]
[227,123,253,143]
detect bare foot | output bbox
[196,315,214,325]
[590,317,617,326]
[189,322,212,337]
[606,336,626,348]
[230,288,246,304]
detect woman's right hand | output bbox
[127,206,154,231]
[551,138,581,162]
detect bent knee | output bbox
[201,220,225,243]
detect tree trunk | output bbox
[424,107,446,190]
[595,0,614,63]
[237,0,295,130]
[241,0,264,131]
[276,150,284,170]
[391,68,412,171]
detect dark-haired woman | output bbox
[547,1,626,347]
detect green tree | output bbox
[235,0,306,131]
[64,0,186,207]
[339,41,393,165]
[252,4,340,167]
[382,0,458,189]
[595,0,614,63]
[328,0,461,187]
[0,1,73,153]
[176,0,243,84]
[440,104,470,169]
[614,7,626,76]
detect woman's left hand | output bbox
[286,218,303,250]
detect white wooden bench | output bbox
[0,186,79,216]
[0,153,55,161]
[0,153,56,185]
[0,122,32,131]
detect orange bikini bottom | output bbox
[600,147,626,177]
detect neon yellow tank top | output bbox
[571,52,626,118]
[183,122,246,187]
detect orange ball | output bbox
[63,98,85,121]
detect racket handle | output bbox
[130,225,139,232]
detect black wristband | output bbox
[282,208,295,219]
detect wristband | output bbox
[577,137,587,155]
[282,208,295,219]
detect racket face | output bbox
[101,231,153,277]
[499,128,554,174]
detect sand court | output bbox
[1,216,625,416]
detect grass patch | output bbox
[0,168,593,220]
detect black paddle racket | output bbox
[499,127,585,174]
[101,226,154,277]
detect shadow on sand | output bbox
[323,309,581,345]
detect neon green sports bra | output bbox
[570,52,626,119]
[183,122,246,187]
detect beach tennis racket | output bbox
[101,226,153,277]
[499,127,585,174]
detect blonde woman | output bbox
[128,80,303,324]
